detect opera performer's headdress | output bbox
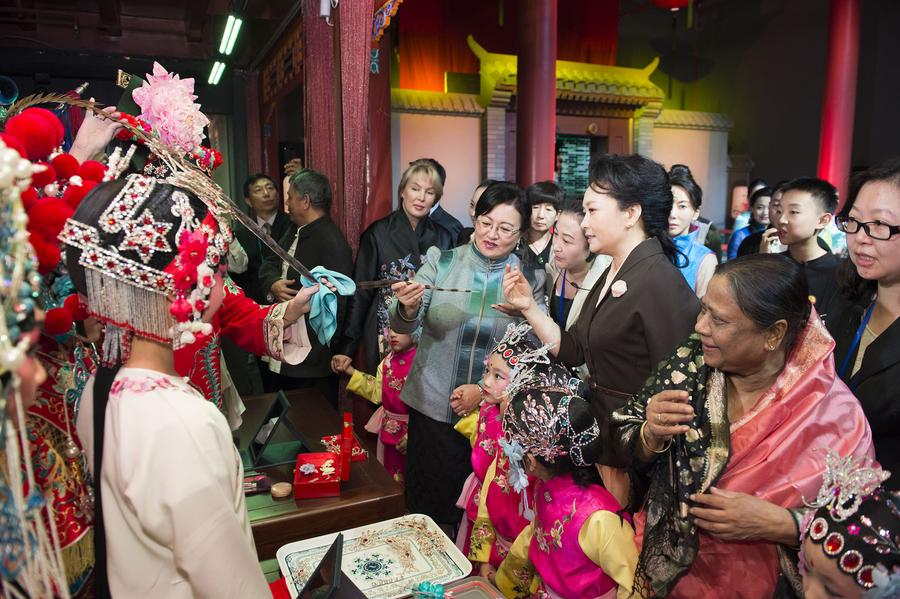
[61,174,233,365]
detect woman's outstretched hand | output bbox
[496,265,533,314]
[391,281,425,319]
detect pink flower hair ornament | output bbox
[132,62,209,155]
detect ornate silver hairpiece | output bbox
[804,451,890,522]
[503,390,600,468]
[493,321,563,400]
[505,391,566,464]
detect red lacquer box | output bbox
[293,452,340,499]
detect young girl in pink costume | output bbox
[495,382,639,599]
[454,321,553,580]
[332,327,416,484]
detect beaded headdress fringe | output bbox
[85,269,171,361]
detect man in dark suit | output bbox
[232,174,294,304]
[259,169,353,406]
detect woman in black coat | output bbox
[827,157,900,489]
[336,160,453,372]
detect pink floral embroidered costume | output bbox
[347,345,416,483]
[474,438,535,568]
[456,401,503,559]
[454,321,551,565]
[496,376,638,599]
[522,474,633,599]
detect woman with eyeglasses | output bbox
[388,181,543,530]
[501,154,701,506]
[828,156,900,490]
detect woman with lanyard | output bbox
[828,156,900,490]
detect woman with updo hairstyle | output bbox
[610,254,874,598]
[502,154,700,502]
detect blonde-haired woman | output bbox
[336,159,454,374]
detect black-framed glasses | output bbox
[835,215,900,240]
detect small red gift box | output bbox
[293,452,340,499]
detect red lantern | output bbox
[653,0,690,10]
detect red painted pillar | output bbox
[516,0,558,187]
[817,0,860,209]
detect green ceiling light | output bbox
[218,14,243,56]
[208,61,226,85]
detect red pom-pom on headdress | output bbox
[51,153,80,180]
[27,198,74,243]
[4,108,64,160]
[63,293,90,321]
[62,179,97,209]
[31,161,57,188]
[0,132,27,157]
[29,234,62,274]
[20,186,38,211]
[44,307,74,336]
[79,160,106,183]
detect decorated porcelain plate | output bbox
[276,514,472,599]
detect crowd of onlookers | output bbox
[220,153,898,599]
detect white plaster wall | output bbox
[652,127,730,227]
[391,112,482,226]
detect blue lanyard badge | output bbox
[837,302,875,381]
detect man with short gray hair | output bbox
[259,168,353,405]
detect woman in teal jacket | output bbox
[390,181,543,528]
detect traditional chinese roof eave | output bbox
[391,88,484,115]
[467,35,665,108]
[654,109,735,131]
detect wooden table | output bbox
[238,389,405,561]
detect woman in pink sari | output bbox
[611,254,875,598]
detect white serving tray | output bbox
[276,514,472,599]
